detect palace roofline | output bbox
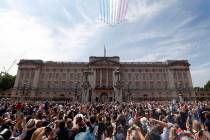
[18,57,190,66]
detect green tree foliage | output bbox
[204,80,210,91]
[193,87,204,91]
[0,72,16,91]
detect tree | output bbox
[194,87,204,91]
[0,72,16,91]
[204,80,210,91]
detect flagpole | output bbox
[104,45,106,57]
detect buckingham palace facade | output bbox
[12,56,194,102]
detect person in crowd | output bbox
[21,119,37,140]
[56,120,72,140]
[0,99,210,140]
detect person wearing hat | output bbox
[21,119,36,140]
[70,114,86,139]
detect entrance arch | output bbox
[100,93,109,103]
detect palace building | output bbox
[12,56,194,102]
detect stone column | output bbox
[106,69,109,87]
[32,68,40,88]
[187,70,193,88]
[112,70,115,100]
[187,69,195,99]
[31,67,41,97]
[100,69,102,87]
[167,69,175,89]
[167,68,177,97]
[14,68,21,88]
[12,68,21,97]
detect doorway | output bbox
[100,93,109,103]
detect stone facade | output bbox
[12,56,194,102]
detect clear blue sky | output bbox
[0,0,210,87]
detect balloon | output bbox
[100,0,129,25]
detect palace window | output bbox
[26,71,30,79]
[142,73,145,80]
[48,81,51,88]
[69,81,73,89]
[156,73,160,80]
[96,69,100,87]
[173,72,176,79]
[70,73,73,79]
[163,73,167,80]
[56,73,59,79]
[41,73,44,79]
[149,73,153,80]
[108,70,113,87]
[129,81,133,88]
[135,73,139,80]
[55,81,58,89]
[136,81,140,89]
[102,69,107,87]
[49,73,52,79]
[184,72,187,79]
[150,81,154,89]
[164,81,168,89]
[128,73,131,80]
[77,73,81,80]
[143,81,146,89]
[178,72,182,79]
[63,73,66,79]
[20,71,24,79]
[39,81,43,87]
[31,71,35,79]
[157,81,161,89]
[62,81,65,88]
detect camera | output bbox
[131,126,136,130]
[45,123,53,133]
[0,128,12,140]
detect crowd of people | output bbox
[0,100,210,140]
